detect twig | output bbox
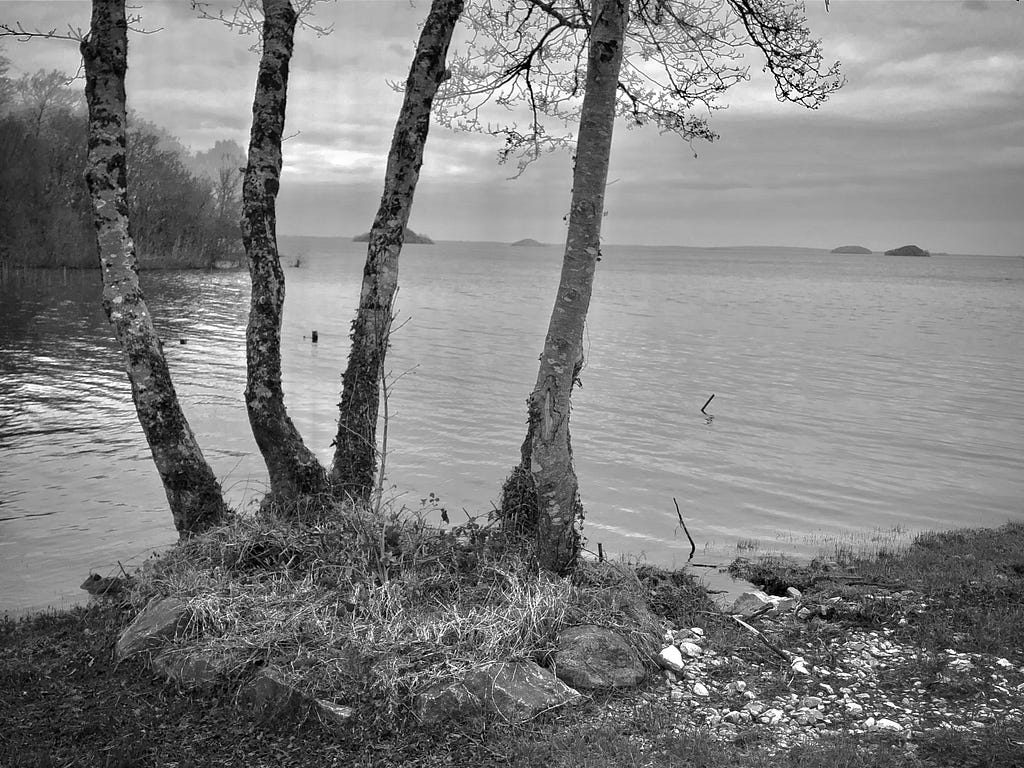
[701,393,715,414]
[672,497,696,562]
[731,615,791,663]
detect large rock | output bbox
[152,648,241,692]
[417,661,580,724]
[116,597,187,661]
[238,667,308,718]
[238,667,355,729]
[728,590,775,617]
[551,625,649,690]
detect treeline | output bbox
[0,66,246,269]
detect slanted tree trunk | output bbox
[499,0,629,574]
[242,0,328,505]
[80,0,228,536]
[331,0,464,500]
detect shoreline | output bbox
[3,519,1022,767]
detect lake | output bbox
[2,240,1022,615]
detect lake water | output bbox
[2,240,1022,615]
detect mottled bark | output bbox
[80,0,227,536]
[331,0,464,500]
[500,0,628,574]
[242,0,328,504]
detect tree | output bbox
[443,0,842,572]
[331,0,465,501]
[240,0,330,505]
[80,0,228,535]
[12,68,82,134]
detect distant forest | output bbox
[0,63,246,269]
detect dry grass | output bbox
[126,499,661,724]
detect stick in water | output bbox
[701,393,715,414]
[673,497,696,562]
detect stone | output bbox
[152,649,236,691]
[417,662,580,725]
[786,587,802,599]
[801,696,823,709]
[658,645,686,673]
[552,625,648,690]
[760,708,785,725]
[115,597,187,661]
[728,590,774,617]
[238,667,307,718]
[874,718,903,732]
[692,682,709,697]
[678,641,703,658]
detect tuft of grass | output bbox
[126,499,665,726]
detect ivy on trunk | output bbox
[242,0,329,506]
[331,0,464,501]
[499,0,629,574]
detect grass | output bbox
[119,500,662,727]
[2,514,1023,767]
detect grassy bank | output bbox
[2,514,1022,767]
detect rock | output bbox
[116,597,187,661]
[728,590,774,617]
[760,708,785,725]
[874,718,903,732]
[80,573,127,596]
[152,649,237,691]
[845,701,864,715]
[678,641,703,658]
[790,656,811,675]
[417,662,580,724]
[552,625,649,690]
[238,667,308,718]
[801,696,823,709]
[830,245,872,254]
[723,710,743,724]
[692,682,710,697]
[658,645,686,673]
[884,244,930,257]
[786,587,802,599]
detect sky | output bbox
[2,0,1022,255]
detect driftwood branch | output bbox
[672,497,696,562]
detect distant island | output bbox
[511,238,544,247]
[352,227,433,245]
[884,244,930,257]
[830,245,872,254]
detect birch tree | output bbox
[239,0,330,506]
[80,0,228,535]
[442,0,842,572]
[331,0,465,501]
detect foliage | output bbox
[0,69,244,269]
[438,0,844,173]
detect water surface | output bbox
[2,242,1022,613]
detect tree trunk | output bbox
[500,0,629,574]
[80,0,228,536]
[242,0,328,505]
[331,0,464,500]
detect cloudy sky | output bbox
[2,0,1022,255]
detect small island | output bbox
[830,245,872,254]
[352,226,434,245]
[511,238,545,247]
[884,244,930,257]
